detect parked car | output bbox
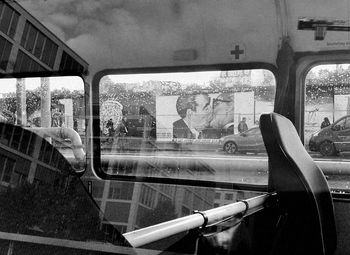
[309,115,350,156]
[219,127,266,154]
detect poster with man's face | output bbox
[156,91,254,142]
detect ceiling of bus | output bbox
[18,0,279,75]
[17,0,350,76]
[287,0,350,52]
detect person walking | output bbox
[238,117,248,133]
[321,117,331,129]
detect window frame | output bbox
[295,51,350,193]
[91,63,277,191]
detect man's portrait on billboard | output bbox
[173,93,213,139]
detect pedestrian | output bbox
[238,117,248,133]
[321,117,330,129]
[106,119,114,137]
[119,116,128,137]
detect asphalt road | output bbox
[60,148,350,190]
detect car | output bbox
[219,127,266,154]
[309,115,350,156]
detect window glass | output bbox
[2,157,15,183]
[48,43,57,68]
[0,124,128,252]
[8,11,18,39]
[0,76,86,169]
[305,64,350,189]
[0,5,12,36]
[0,36,12,71]
[98,69,276,185]
[0,4,19,39]
[25,24,37,53]
[88,179,266,232]
[41,39,58,68]
[33,31,44,59]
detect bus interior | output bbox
[0,0,350,254]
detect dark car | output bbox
[219,127,266,154]
[309,115,350,156]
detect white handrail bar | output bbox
[26,127,85,167]
[124,194,270,247]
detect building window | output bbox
[11,171,27,186]
[224,193,233,200]
[38,140,54,165]
[91,183,104,198]
[0,35,12,70]
[113,225,127,234]
[104,202,130,223]
[19,130,31,154]
[0,2,19,39]
[10,125,22,150]
[108,182,134,200]
[181,206,190,216]
[158,193,171,204]
[193,195,203,210]
[41,39,57,68]
[0,123,12,146]
[21,21,58,68]
[102,223,127,241]
[0,155,16,184]
[159,183,174,196]
[183,189,192,206]
[60,51,84,73]
[14,50,46,72]
[140,184,156,208]
[33,31,45,59]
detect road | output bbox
[60,148,350,190]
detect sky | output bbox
[108,71,221,85]
[15,1,350,78]
[17,0,202,73]
[0,76,84,94]
[16,0,274,74]
[108,69,268,86]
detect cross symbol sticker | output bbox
[231,45,244,60]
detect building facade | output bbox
[0,1,88,74]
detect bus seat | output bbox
[259,113,336,255]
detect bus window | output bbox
[305,64,350,189]
[0,76,86,171]
[96,69,276,186]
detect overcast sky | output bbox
[17,0,203,74]
[0,76,84,94]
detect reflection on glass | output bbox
[305,64,350,158]
[0,123,130,254]
[85,178,264,233]
[99,70,275,184]
[305,64,350,189]
[0,76,85,169]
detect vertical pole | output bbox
[16,78,26,126]
[332,85,335,123]
[7,240,13,255]
[253,91,256,124]
[41,77,51,128]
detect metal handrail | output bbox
[123,194,270,247]
[26,127,85,165]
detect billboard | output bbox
[156,91,254,142]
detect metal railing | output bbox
[123,194,270,247]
